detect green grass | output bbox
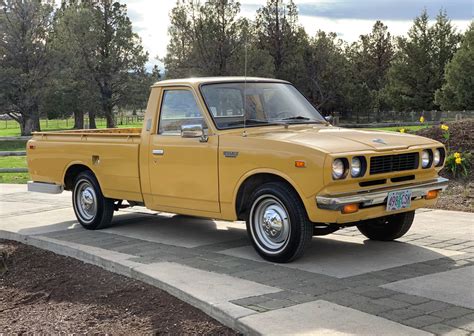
[0,172,29,184]
[0,156,27,169]
[0,140,27,151]
[369,125,430,132]
[0,156,28,184]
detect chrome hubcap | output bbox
[251,195,291,254]
[262,208,284,238]
[75,180,97,223]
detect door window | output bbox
[159,90,207,135]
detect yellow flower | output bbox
[441,124,449,131]
[454,152,461,159]
[455,157,462,165]
[400,128,405,133]
[419,116,425,123]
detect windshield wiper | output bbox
[281,116,311,120]
[227,119,276,126]
[279,116,327,124]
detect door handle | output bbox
[152,149,164,155]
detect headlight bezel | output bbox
[350,156,367,178]
[332,158,348,180]
[434,147,446,167]
[421,149,433,169]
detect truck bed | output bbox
[27,128,143,202]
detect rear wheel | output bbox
[72,171,114,230]
[246,182,313,263]
[357,211,415,241]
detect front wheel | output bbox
[357,211,415,241]
[246,182,313,263]
[72,171,114,230]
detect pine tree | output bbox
[255,0,307,84]
[61,0,148,128]
[0,0,55,135]
[435,23,473,110]
[386,10,460,113]
[164,0,245,77]
[303,31,348,113]
[349,21,394,121]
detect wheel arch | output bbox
[234,170,307,221]
[63,162,97,191]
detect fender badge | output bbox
[372,138,387,145]
[223,151,239,158]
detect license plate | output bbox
[386,190,412,211]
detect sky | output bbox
[123,0,473,71]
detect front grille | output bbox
[370,153,419,175]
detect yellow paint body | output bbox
[27,77,445,224]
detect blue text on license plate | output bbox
[386,190,412,211]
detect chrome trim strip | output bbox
[27,181,64,194]
[316,177,449,210]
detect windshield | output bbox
[200,82,325,129]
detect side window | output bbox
[159,90,207,135]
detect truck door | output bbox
[148,87,219,213]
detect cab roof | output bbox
[151,76,290,87]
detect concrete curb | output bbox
[0,230,261,334]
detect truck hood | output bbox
[245,126,438,153]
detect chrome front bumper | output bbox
[316,177,449,211]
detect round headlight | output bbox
[332,159,345,179]
[433,149,441,166]
[351,157,362,177]
[421,150,431,168]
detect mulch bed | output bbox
[0,240,238,335]
[415,119,473,154]
[428,179,473,212]
[415,120,473,212]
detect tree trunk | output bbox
[89,111,97,129]
[105,110,115,128]
[21,114,41,136]
[100,85,115,128]
[73,110,84,129]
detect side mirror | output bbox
[181,124,208,142]
[324,115,333,123]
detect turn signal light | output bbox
[342,203,359,214]
[425,190,439,200]
[295,160,306,168]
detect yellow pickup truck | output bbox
[27,77,448,262]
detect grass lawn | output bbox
[370,125,430,132]
[0,172,29,184]
[0,140,27,151]
[0,156,27,169]
[0,156,28,184]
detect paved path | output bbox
[1,184,473,335]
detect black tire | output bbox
[72,171,114,230]
[246,182,313,263]
[357,211,415,241]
